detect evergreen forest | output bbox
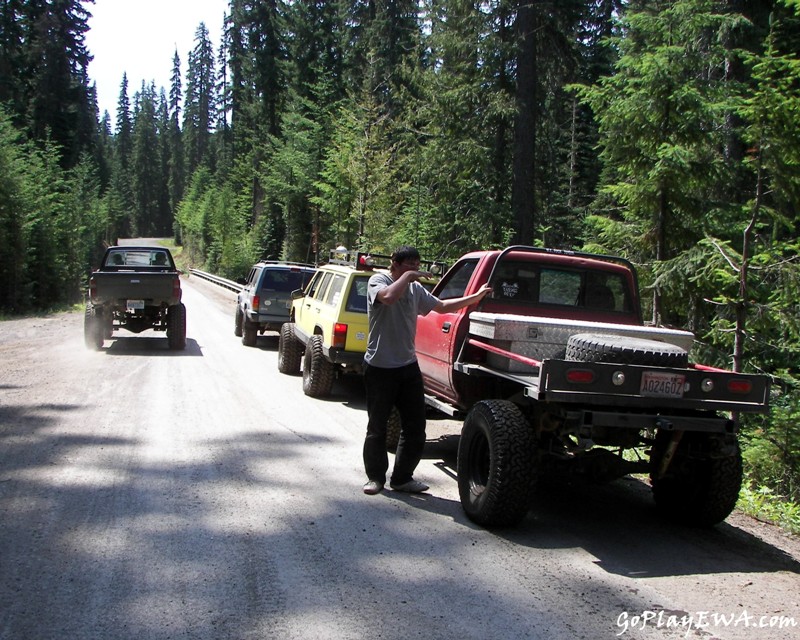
[1,0,799,527]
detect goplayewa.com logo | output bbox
[616,609,797,637]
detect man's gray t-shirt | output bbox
[364,272,439,368]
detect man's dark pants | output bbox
[363,361,427,485]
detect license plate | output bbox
[640,371,685,398]
[126,299,145,310]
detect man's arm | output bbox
[375,270,428,305]
[433,283,491,313]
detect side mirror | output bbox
[291,289,305,300]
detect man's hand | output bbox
[407,270,433,282]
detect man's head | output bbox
[391,246,421,269]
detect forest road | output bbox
[1,274,799,640]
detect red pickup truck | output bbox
[415,246,770,528]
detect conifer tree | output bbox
[184,22,217,175]
[575,0,745,325]
[168,49,185,221]
[18,0,95,167]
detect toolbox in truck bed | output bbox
[468,311,695,373]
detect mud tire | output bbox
[278,322,303,375]
[457,400,535,527]
[386,406,402,453]
[242,319,257,347]
[566,333,689,368]
[651,432,743,526]
[234,307,243,337]
[167,303,187,350]
[302,335,335,397]
[83,304,104,350]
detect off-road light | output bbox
[701,378,714,393]
[612,371,625,386]
[430,263,442,276]
[359,254,374,267]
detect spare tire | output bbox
[566,333,689,368]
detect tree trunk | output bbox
[511,1,538,245]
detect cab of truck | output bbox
[415,246,642,406]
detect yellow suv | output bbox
[278,252,372,397]
[278,250,445,398]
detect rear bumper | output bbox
[325,347,365,368]
[245,310,290,330]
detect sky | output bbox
[85,0,230,125]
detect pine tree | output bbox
[575,0,746,324]
[18,0,95,168]
[168,49,185,222]
[183,22,217,175]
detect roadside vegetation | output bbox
[0,0,798,532]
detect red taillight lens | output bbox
[728,379,753,395]
[89,276,97,300]
[332,323,347,348]
[252,294,260,309]
[566,368,596,384]
[173,277,182,301]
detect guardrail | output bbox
[189,268,242,293]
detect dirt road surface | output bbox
[1,274,799,640]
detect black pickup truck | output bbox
[84,246,186,350]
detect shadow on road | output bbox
[102,336,203,356]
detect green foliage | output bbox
[737,484,800,535]
[0,107,104,312]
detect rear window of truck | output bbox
[491,261,632,313]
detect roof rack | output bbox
[327,249,448,276]
[255,259,315,268]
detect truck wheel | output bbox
[457,400,535,527]
[302,335,335,397]
[650,432,743,526]
[167,303,187,350]
[278,322,303,375]
[386,406,401,453]
[83,304,104,350]
[234,307,243,337]
[242,319,257,347]
[566,333,689,368]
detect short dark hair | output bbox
[391,246,420,264]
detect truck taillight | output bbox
[252,294,260,309]
[566,368,596,384]
[728,379,753,395]
[333,323,347,349]
[89,276,96,300]
[173,277,182,301]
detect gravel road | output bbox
[1,274,798,640]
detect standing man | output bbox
[362,246,491,495]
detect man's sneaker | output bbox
[390,479,429,493]
[363,480,384,495]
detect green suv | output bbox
[235,261,316,346]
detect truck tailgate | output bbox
[91,272,178,304]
